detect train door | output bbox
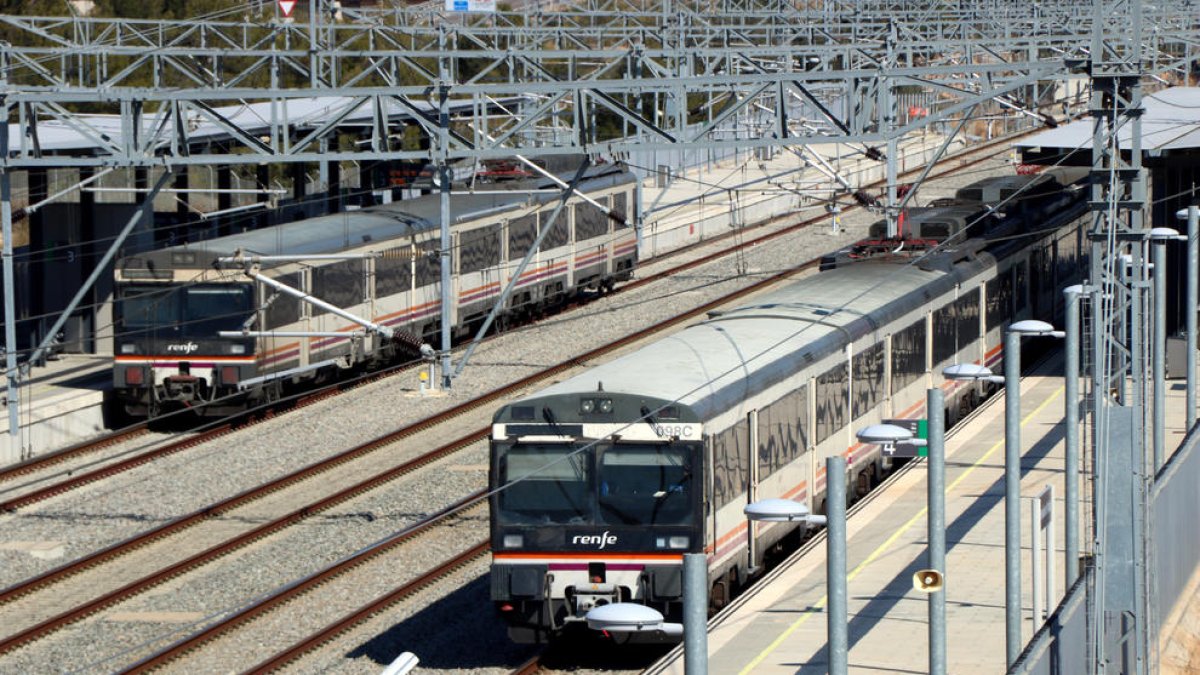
[709,417,750,604]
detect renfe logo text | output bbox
[572,531,618,549]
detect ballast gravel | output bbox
[0,154,1015,673]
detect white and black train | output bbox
[488,166,1087,644]
[112,163,637,417]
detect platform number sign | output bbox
[881,418,930,458]
[278,0,297,17]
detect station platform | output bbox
[647,355,1196,674]
[0,354,110,463]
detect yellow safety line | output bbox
[738,384,1066,674]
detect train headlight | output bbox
[229,344,246,355]
[597,398,613,414]
[656,536,689,549]
[120,344,137,354]
[580,399,595,414]
[503,534,524,548]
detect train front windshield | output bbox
[118,284,255,340]
[496,443,694,527]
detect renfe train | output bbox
[112,163,637,417]
[487,166,1088,644]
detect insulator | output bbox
[381,248,415,260]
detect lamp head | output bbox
[1009,319,1064,339]
[942,363,1005,384]
[856,423,914,445]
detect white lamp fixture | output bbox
[585,603,683,637]
[1009,319,1065,339]
[943,363,1006,384]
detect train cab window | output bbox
[117,285,180,335]
[598,446,692,526]
[182,285,255,338]
[496,445,591,524]
[117,283,254,339]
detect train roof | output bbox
[123,164,635,268]
[512,254,987,423]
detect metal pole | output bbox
[1187,205,1198,431]
[1153,238,1167,470]
[1004,328,1022,667]
[1064,287,1081,588]
[683,552,708,675]
[452,160,591,378]
[437,29,453,389]
[1031,496,1042,625]
[1,170,17,463]
[927,387,946,675]
[827,455,848,675]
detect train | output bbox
[111,162,638,418]
[487,165,1089,644]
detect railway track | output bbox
[0,129,1022,514]
[0,131,1033,671]
[124,498,491,673]
[0,246,828,660]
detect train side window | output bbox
[712,419,749,509]
[376,249,412,298]
[815,362,848,445]
[890,318,926,394]
[460,224,501,274]
[263,271,302,329]
[852,343,884,420]
[931,303,957,366]
[612,192,629,227]
[311,259,365,317]
[1014,261,1028,314]
[986,272,1014,333]
[539,211,569,251]
[756,385,807,481]
[508,214,538,260]
[955,289,980,347]
[415,239,441,288]
[575,198,609,241]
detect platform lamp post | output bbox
[742,498,828,671]
[866,411,941,674]
[1002,320,1064,666]
[1150,227,1185,470]
[1177,206,1200,431]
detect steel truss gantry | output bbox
[0,1,1196,169]
[0,0,1198,466]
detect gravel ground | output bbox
[0,150,1016,673]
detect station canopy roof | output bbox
[1016,86,1200,160]
[4,95,524,155]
